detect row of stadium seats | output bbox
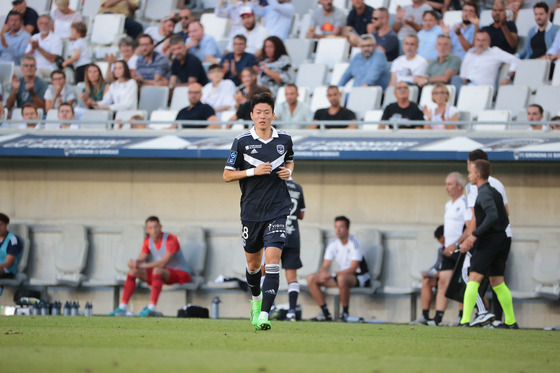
[2,223,558,312]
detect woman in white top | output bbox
[423,83,459,129]
[51,0,82,39]
[105,37,138,82]
[92,61,138,111]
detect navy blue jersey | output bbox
[285,179,305,249]
[225,126,294,222]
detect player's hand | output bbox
[443,244,456,257]
[319,271,332,282]
[255,162,272,175]
[127,258,136,269]
[277,166,291,180]
[460,235,476,253]
[11,75,20,90]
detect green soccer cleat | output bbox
[250,293,262,326]
[108,307,127,316]
[255,314,271,331]
[137,306,157,317]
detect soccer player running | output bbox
[223,92,294,331]
[459,160,518,328]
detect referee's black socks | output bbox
[246,266,262,297]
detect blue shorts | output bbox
[241,216,287,254]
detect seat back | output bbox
[0,62,14,91]
[204,229,248,283]
[170,87,191,111]
[514,59,550,92]
[284,39,314,68]
[295,63,327,90]
[494,85,530,119]
[380,231,415,294]
[82,0,101,18]
[80,110,112,130]
[143,0,179,22]
[474,110,511,131]
[139,86,170,115]
[456,85,493,119]
[443,10,463,26]
[365,0,389,8]
[383,85,419,107]
[150,109,179,130]
[409,230,439,283]
[56,224,88,273]
[418,84,456,109]
[388,0,412,14]
[315,38,350,69]
[346,86,383,120]
[294,226,325,286]
[355,228,384,288]
[362,110,383,130]
[91,14,125,45]
[504,236,539,298]
[177,226,207,277]
[532,233,560,285]
[26,0,50,12]
[515,9,536,37]
[533,86,560,116]
[115,225,145,279]
[310,86,331,113]
[200,13,230,41]
[330,62,350,86]
[552,62,560,87]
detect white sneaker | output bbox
[410,315,427,325]
[285,312,296,322]
[471,312,496,327]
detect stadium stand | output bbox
[494,85,530,119]
[90,14,126,59]
[362,109,383,130]
[474,110,511,131]
[284,39,314,68]
[456,85,493,120]
[330,62,350,86]
[149,109,179,130]
[143,0,179,23]
[533,86,560,117]
[200,12,230,41]
[314,38,350,69]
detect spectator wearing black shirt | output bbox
[381,81,424,129]
[3,0,38,35]
[517,2,559,60]
[169,35,208,88]
[370,7,400,61]
[175,83,219,129]
[482,2,518,55]
[312,86,357,129]
[220,34,258,86]
[345,0,374,47]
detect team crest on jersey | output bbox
[277,145,285,155]
[227,150,238,165]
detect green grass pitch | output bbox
[1,316,559,373]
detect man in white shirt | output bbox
[390,34,427,86]
[201,63,237,121]
[44,69,76,112]
[251,0,294,40]
[307,216,370,321]
[24,15,62,78]
[225,7,269,57]
[451,30,519,94]
[57,102,79,129]
[276,84,312,127]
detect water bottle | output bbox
[40,301,49,316]
[63,301,71,316]
[32,302,40,316]
[211,296,221,319]
[345,316,364,323]
[52,301,61,316]
[70,302,79,316]
[84,302,93,317]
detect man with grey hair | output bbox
[24,15,62,76]
[338,34,390,89]
[414,34,461,88]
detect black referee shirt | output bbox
[473,182,509,238]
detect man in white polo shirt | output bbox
[24,15,62,78]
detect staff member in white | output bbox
[307,216,370,322]
[445,149,510,327]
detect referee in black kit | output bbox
[459,160,518,328]
[223,92,294,331]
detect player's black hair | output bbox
[334,216,350,229]
[145,216,160,224]
[0,213,9,225]
[434,225,444,239]
[250,92,275,112]
[468,149,488,161]
[473,159,491,180]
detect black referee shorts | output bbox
[281,245,302,270]
[470,233,510,277]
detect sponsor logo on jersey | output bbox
[245,144,262,150]
[277,145,285,155]
[251,149,258,154]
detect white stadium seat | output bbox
[362,109,384,130]
[26,0,49,12]
[346,86,383,120]
[330,62,350,86]
[533,86,560,116]
[310,86,332,113]
[388,0,412,14]
[90,13,125,47]
[555,8,560,26]
[284,39,314,68]
[456,85,493,119]
[295,63,328,90]
[494,85,530,119]
[200,13,230,41]
[143,0,180,22]
[475,110,511,131]
[150,109,179,130]
[532,233,560,300]
[82,0,101,18]
[479,10,493,27]
[170,87,191,111]
[366,0,389,8]
[139,86,170,115]
[443,10,463,26]
[514,59,550,92]
[515,9,536,37]
[315,38,350,69]
[80,110,113,130]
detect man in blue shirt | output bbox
[223,92,294,331]
[0,213,22,280]
[251,0,294,40]
[135,33,171,86]
[0,11,31,65]
[339,34,390,90]
[445,1,478,60]
[186,21,221,63]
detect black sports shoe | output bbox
[459,322,470,327]
[421,319,439,326]
[495,322,519,329]
[310,312,332,321]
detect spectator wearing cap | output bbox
[0,11,31,65]
[221,34,258,86]
[186,22,222,63]
[135,33,171,87]
[3,0,39,35]
[251,0,294,41]
[144,15,178,57]
[98,0,143,39]
[225,6,268,57]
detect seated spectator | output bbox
[135,34,171,87]
[215,0,245,39]
[393,0,433,39]
[92,60,138,111]
[415,34,461,88]
[108,216,192,317]
[482,1,518,54]
[98,0,143,39]
[230,68,265,121]
[422,83,459,129]
[306,0,346,39]
[202,64,237,120]
[339,34,390,90]
[3,0,38,35]
[345,0,374,47]
[442,1,478,60]
[24,15,63,78]
[381,81,424,129]
[80,64,110,109]
[451,30,519,92]
[527,103,547,131]
[225,7,268,57]
[390,34,428,86]
[169,35,208,88]
[518,2,559,59]
[221,34,259,86]
[51,0,83,39]
[251,0,294,40]
[45,70,76,112]
[307,216,370,321]
[370,7,400,62]
[105,37,138,82]
[128,114,146,130]
[144,15,178,56]
[18,102,40,129]
[412,225,444,325]
[417,10,443,61]
[550,115,560,130]
[0,213,23,280]
[0,11,31,65]
[62,22,91,83]
[257,36,295,96]
[312,86,357,129]
[276,84,313,126]
[177,7,193,41]
[57,102,79,129]
[175,83,219,129]
[186,22,221,63]
[543,28,560,62]
[6,55,46,110]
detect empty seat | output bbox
[366,0,389,9]
[150,109,179,130]
[330,62,350,86]
[114,225,145,283]
[284,39,314,68]
[555,8,560,26]
[143,0,179,22]
[170,87,191,111]
[139,86,170,115]
[380,232,416,295]
[515,9,536,37]
[80,110,112,130]
[456,85,493,119]
[81,0,101,18]
[310,86,331,113]
[475,110,511,131]
[505,237,539,299]
[26,0,50,12]
[297,12,312,40]
[532,233,560,300]
[409,231,440,292]
[514,59,550,92]
[346,86,383,120]
[289,226,324,291]
[0,224,30,287]
[173,226,207,291]
[383,85,419,107]
[552,64,560,87]
[295,63,328,90]
[533,86,560,116]
[0,61,14,90]
[315,38,350,69]
[204,228,250,290]
[200,13,230,41]
[494,85,530,119]
[418,84,456,109]
[90,14,125,58]
[362,109,383,130]
[443,10,463,26]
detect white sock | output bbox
[148,304,156,311]
[259,311,269,320]
[119,303,128,311]
[252,293,262,302]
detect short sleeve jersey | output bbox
[225,126,294,222]
[285,179,306,249]
[444,195,469,247]
[324,234,368,274]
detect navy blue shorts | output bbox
[281,245,302,270]
[241,216,287,254]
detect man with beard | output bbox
[518,2,559,59]
[339,34,390,90]
[169,35,208,88]
[225,7,268,57]
[441,1,478,60]
[24,15,62,76]
[306,0,346,39]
